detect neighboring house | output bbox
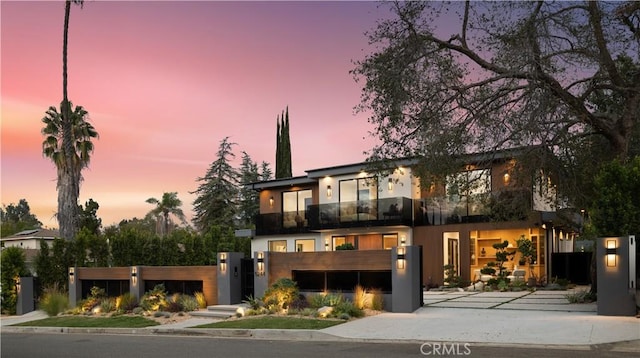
[1,229,59,274]
[248,149,580,287]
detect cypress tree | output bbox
[275,107,292,179]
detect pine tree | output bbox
[238,151,260,227]
[192,137,239,233]
[260,161,273,181]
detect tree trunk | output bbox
[59,0,77,240]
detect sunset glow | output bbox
[1,1,393,228]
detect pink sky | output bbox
[1,1,397,228]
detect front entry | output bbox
[443,232,460,281]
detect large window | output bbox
[295,239,315,252]
[268,240,287,252]
[339,177,378,222]
[282,189,312,228]
[446,169,491,217]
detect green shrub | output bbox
[262,278,299,312]
[243,294,263,310]
[308,292,344,309]
[194,292,207,309]
[39,285,69,317]
[140,284,168,311]
[116,292,138,312]
[335,243,355,250]
[178,295,198,312]
[333,300,363,318]
[99,297,116,314]
[565,290,596,303]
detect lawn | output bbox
[11,315,160,328]
[192,315,344,329]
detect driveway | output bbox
[422,286,596,312]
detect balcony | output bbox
[308,197,413,230]
[255,197,413,235]
[254,189,533,235]
[414,188,532,226]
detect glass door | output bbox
[443,232,460,282]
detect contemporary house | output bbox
[248,149,579,289]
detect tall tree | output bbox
[192,137,239,233]
[238,151,260,227]
[145,192,186,237]
[43,0,95,240]
[77,198,102,235]
[275,107,292,178]
[353,1,639,200]
[42,104,97,240]
[1,199,42,237]
[260,161,273,181]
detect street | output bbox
[1,333,637,358]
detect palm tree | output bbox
[42,103,98,239]
[146,192,187,237]
[45,0,86,240]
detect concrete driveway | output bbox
[422,286,596,312]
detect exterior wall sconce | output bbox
[15,277,21,294]
[326,185,332,198]
[220,253,227,272]
[397,247,406,269]
[503,173,510,185]
[131,267,138,286]
[256,252,265,276]
[400,236,406,246]
[388,178,394,191]
[325,239,330,251]
[69,267,75,285]
[269,196,274,208]
[606,239,617,267]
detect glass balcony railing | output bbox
[254,189,533,235]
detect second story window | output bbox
[446,169,491,201]
[282,190,312,228]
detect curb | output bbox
[3,325,638,353]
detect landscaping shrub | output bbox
[262,278,299,312]
[165,294,183,313]
[243,294,263,310]
[81,286,106,312]
[353,285,368,309]
[39,285,69,317]
[369,288,384,311]
[194,291,207,309]
[116,292,138,312]
[178,294,199,312]
[308,292,344,309]
[289,294,309,310]
[332,300,363,318]
[99,297,116,314]
[335,243,355,250]
[140,284,168,311]
[565,289,596,303]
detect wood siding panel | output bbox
[268,251,391,284]
[77,267,130,280]
[74,266,218,306]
